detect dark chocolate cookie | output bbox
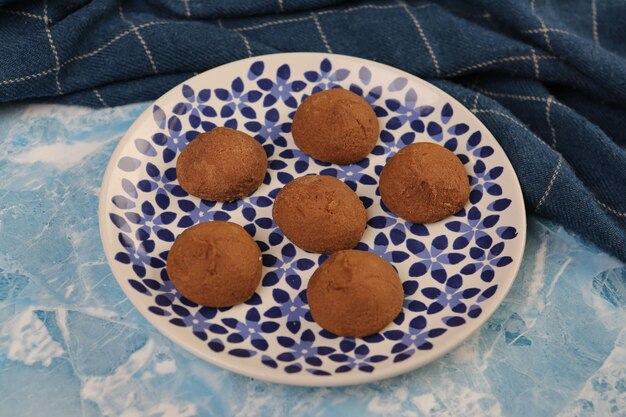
[272,175,367,253]
[176,127,267,202]
[166,221,262,307]
[292,88,379,164]
[380,142,469,224]
[307,250,403,338]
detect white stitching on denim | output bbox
[536,156,563,210]
[312,12,333,53]
[93,89,109,107]
[471,87,571,152]
[398,0,441,77]
[545,96,557,147]
[447,54,556,77]
[469,85,568,109]
[480,89,546,102]
[473,109,548,149]
[118,3,158,73]
[318,3,402,15]
[181,0,191,17]
[232,3,406,31]
[473,109,528,129]
[523,27,571,35]
[596,199,626,217]
[0,21,182,87]
[0,68,55,86]
[278,0,285,13]
[471,91,480,111]
[530,0,553,52]
[530,47,540,78]
[43,0,62,94]
[233,16,312,31]
[591,0,600,46]
[0,8,48,21]
[239,33,253,57]
[481,10,497,29]
[63,22,179,66]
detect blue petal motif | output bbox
[488,199,512,212]
[112,57,521,375]
[427,121,443,141]
[248,61,264,80]
[153,105,166,129]
[135,138,157,156]
[388,77,408,91]
[359,66,372,84]
[441,103,453,123]
[118,157,141,172]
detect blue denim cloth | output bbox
[1,0,624,261]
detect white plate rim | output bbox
[98,52,527,386]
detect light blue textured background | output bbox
[0,103,624,417]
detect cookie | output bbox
[307,250,404,338]
[176,127,267,202]
[272,175,366,253]
[379,142,470,224]
[292,88,379,164]
[166,221,262,307]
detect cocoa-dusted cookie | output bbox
[379,142,470,224]
[292,88,379,164]
[307,250,403,338]
[176,127,267,202]
[272,175,366,253]
[166,221,262,307]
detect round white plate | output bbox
[99,53,526,386]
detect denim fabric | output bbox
[0,0,624,260]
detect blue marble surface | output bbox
[0,102,624,417]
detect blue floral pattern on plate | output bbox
[100,53,525,386]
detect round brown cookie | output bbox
[272,175,366,253]
[166,221,262,307]
[307,250,404,338]
[379,142,470,224]
[176,127,267,202]
[292,88,379,164]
